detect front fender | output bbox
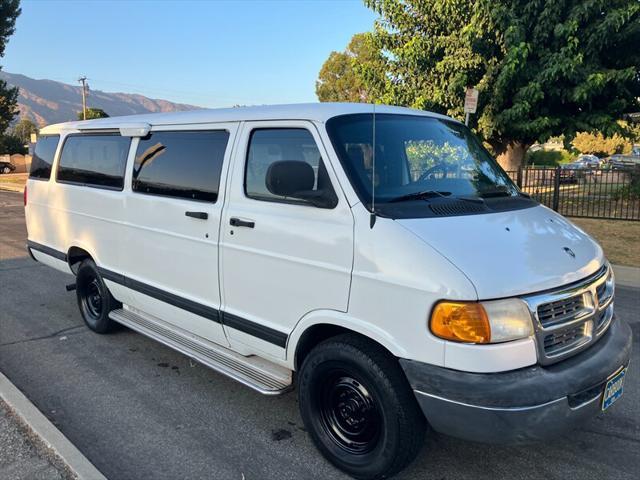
[286,309,409,369]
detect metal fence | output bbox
[506,166,640,221]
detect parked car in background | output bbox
[0,161,16,174]
[575,154,602,167]
[559,160,591,183]
[606,154,640,169]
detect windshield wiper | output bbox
[454,195,486,204]
[478,188,513,198]
[388,190,452,203]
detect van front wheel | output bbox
[298,334,426,480]
[76,259,119,333]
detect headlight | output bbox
[430,298,533,344]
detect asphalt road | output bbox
[1,189,638,480]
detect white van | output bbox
[25,103,631,479]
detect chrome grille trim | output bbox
[523,264,614,365]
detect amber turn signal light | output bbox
[430,302,491,343]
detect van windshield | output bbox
[326,114,523,217]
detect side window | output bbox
[30,135,60,180]
[133,130,229,203]
[57,134,131,190]
[245,129,337,208]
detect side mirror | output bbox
[265,160,336,208]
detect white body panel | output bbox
[25,103,605,377]
[220,121,353,359]
[118,123,238,346]
[397,205,604,299]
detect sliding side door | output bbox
[120,123,238,346]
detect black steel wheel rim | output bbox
[318,372,381,455]
[82,278,103,319]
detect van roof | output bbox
[38,102,456,135]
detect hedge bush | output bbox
[525,149,575,166]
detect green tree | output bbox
[572,131,631,156]
[0,134,26,154]
[316,32,387,103]
[78,108,109,120]
[358,0,640,170]
[0,0,21,137]
[12,117,38,143]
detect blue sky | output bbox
[3,0,377,107]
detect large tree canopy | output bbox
[77,108,110,120]
[12,117,38,143]
[0,0,21,138]
[319,0,640,170]
[316,32,387,103]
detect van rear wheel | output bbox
[76,259,119,333]
[298,334,426,480]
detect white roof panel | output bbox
[38,102,456,135]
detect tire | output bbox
[298,334,426,480]
[75,259,120,333]
[2,167,10,174]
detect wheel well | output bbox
[67,247,93,274]
[294,324,392,370]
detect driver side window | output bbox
[245,128,337,208]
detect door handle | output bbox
[185,211,208,220]
[230,217,255,228]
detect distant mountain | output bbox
[0,71,200,127]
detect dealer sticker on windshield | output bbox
[602,368,626,411]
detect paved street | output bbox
[1,189,638,480]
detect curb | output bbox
[0,371,107,480]
[612,264,640,289]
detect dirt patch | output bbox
[570,217,640,267]
[0,173,27,192]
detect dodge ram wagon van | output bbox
[25,103,631,479]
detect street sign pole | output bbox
[464,87,479,126]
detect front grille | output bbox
[597,279,613,307]
[524,265,614,365]
[543,324,589,356]
[596,304,614,332]
[537,295,586,327]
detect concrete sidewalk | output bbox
[0,399,71,480]
[613,264,640,288]
[0,372,107,480]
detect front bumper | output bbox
[400,317,632,444]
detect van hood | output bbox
[396,205,604,299]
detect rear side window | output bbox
[57,134,131,190]
[30,135,60,180]
[133,130,229,202]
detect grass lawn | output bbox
[570,217,640,267]
[0,173,27,189]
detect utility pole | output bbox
[78,76,88,120]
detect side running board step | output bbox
[109,308,293,395]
